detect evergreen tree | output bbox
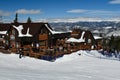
[109,35,115,50]
[27,17,32,23]
[102,38,108,49]
[14,13,18,23]
[116,37,120,52]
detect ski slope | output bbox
[0,50,120,80]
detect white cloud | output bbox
[15,9,41,14]
[0,10,10,16]
[67,9,87,13]
[67,9,120,17]
[109,0,120,4]
[88,10,120,15]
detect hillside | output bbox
[0,50,120,80]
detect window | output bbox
[39,40,46,46]
[40,28,47,34]
[10,35,15,40]
[12,29,15,35]
[88,39,91,43]
[2,35,4,38]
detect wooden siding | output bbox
[39,34,48,40]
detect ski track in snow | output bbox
[0,50,120,80]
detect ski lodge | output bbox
[0,16,103,61]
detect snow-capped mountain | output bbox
[38,17,120,23]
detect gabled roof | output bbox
[67,29,96,43]
[12,22,68,38]
[67,31,85,43]
[12,22,47,37]
[66,37,85,43]
[0,23,11,35]
[0,31,7,35]
[44,23,67,35]
[94,36,102,40]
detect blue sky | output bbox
[0,0,120,22]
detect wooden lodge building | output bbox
[0,21,102,61]
[0,22,71,59]
[66,29,97,51]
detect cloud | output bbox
[67,9,87,13]
[15,9,41,14]
[88,10,120,15]
[67,9,120,17]
[0,10,11,16]
[109,0,120,4]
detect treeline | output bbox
[103,36,120,52]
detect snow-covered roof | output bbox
[0,31,7,35]
[94,36,103,40]
[66,38,85,43]
[45,24,65,35]
[66,31,85,43]
[103,26,112,29]
[106,30,120,37]
[92,30,100,33]
[80,31,85,39]
[13,25,32,37]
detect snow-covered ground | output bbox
[0,50,120,80]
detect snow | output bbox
[0,50,120,80]
[94,36,102,40]
[80,31,85,39]
[92,30,100,33]
[45,24,65,34]
[106,30,120,37]
[38,17,120,23]
[66,31,85,43]
[13,25,32,37]
[103,26,112,29]
[0,31,7,35]
[66,37,84,43]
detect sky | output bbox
[0,0,120,22]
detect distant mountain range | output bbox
[49,21,120,31]
[39,17,120,23]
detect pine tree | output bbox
[109,35,115,50]
[14,13,18,23]
[27,17,32,23]
[102,38,108,49]
[116,37,120,52]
